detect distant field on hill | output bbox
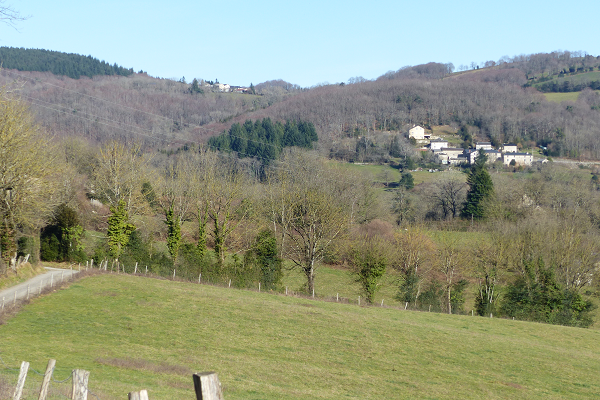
[1,274,599,399]
[536,71,600,87]
[543,92,581,102]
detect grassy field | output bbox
[543,92,581,103]
[1,273,600,399]
[535,71,600,87]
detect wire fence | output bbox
[0,352,103,400]
[0,351,221,400]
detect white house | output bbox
[409,125,425,140]
[503,152,533,166]
[475,142,493,150]
[435,147,466,165]
[429,138,448,150]
[503,143,519,153]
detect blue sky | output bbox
[2,0,599,87]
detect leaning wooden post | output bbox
[13,361,30,400]
[71,369,90,400]
[38,359,56,400]
[128,390,149,400]
[193,372,223,400]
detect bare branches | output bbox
[0,1,28,29]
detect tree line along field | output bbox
[1,273,600,400]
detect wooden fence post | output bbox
[71,369,90,400]
[193,372,223,400]
[13,361,29,400]
[128,390,149,400]
[38,359,56,400]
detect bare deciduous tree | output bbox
[0,0,28,29]
[93,141,148,215]
[266,150,355,294]
[430,176,466,220]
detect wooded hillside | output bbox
[0,47,134,79]
[0,49,599,160]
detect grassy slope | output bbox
[543,92,581,103]
[534,71,600,88]
[1,274,600,400]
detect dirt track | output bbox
[0,267,79,309]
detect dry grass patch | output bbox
[96,358,191,376]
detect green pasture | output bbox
[535,71,600,87]
[1,274,600,399]
[543,92,580,103]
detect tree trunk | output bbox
[305,265,315,296]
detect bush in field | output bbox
[243,230,283,290]
[17,236,39,264]
[501,257,595,327]
[40,204,85,262]
[349,237,388,304]
[179,242,217,282]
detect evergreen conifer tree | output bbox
[165,203,181,263]
[462,150,494,219]
[107,199,136,261]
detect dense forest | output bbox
[0,47,134,79]
[208,118,318,163]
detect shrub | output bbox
[17,236,39,264]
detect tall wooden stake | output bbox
[71,369,90,400]
[38,359,56,400]
[13,361,29,400]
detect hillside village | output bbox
[200,79,250,93]
[408,125,537,166]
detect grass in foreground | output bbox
[1,274,600,399]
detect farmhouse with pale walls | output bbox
[408,125,426,140]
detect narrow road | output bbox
[0,267,79,309]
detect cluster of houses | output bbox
[201,81,249,93]
[408,125,534,166]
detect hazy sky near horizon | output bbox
[2,0,599,87]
